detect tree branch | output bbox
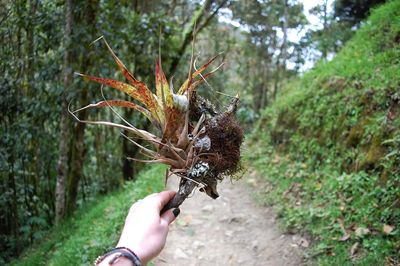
[169,0,228,76]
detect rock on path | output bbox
[155,177,304,266]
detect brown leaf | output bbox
[337,218,351,241]
[355,227,370,237]
[383,224,394,235]
[155,59,173,108]
[177,53,221,95]
[75,73,162,124]
[74,100,156,126]
[350,242,359,257]
[337,218,346,231]
[339,233,351,242]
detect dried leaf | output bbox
[155,59,173,108]
[355,227,370,237]
[162,108,186,143]
[75,100,156,125]
[75,73,162,125]
[383,224,394,234]
[101,37,143,88]
[350,242,359,257]
[177,54,221,95]
[337,218,351,241]
[69,114,158,143]
[185,62,225,93]
[340,234,351,241]
[100,37,164,123]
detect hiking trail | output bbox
[155,173,306,266]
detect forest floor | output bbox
[154,173,306,266]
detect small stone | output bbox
[252,240,259,251]
[202,204,214,212]
[225,230,234,237]
[193,240,205,249]
[174,248,189,259]
[218,215,229,222]
[298,238,309,248]
[236,226,245,232]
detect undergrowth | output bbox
[8,165,166,266]
[247,1,400,265]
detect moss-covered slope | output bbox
[248,1,399,265]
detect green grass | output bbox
[247,1,400,265]
[8,165,166,266]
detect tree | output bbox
[65,0,100,215]
[231,0,305,111]
[55,0,73,224]
[334,0,387,25]
[168,0,229,76]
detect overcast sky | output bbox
[218,0,335,71]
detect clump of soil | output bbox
[203,111,244,176]
[161,95,244,213]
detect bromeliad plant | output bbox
[71,38,243,212]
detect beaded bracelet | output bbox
[94,247,141,266]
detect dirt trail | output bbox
[155,176,305,266]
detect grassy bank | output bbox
[8,165,166,266]
[247,1,399,265]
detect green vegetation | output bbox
[8,165,165,266]
[2,0,397,264]
[247,2,400,265]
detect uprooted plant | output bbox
[70,37,244,213]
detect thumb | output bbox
[161,208,180,225]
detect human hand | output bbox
[116,191,180,265]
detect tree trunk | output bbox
[122,114,152,180]
[66,97,87,214]
[7,148,19,253]
[273,0,288,101]
[26,0,37,98]
[122,128,135,180]
[66,0,98,215]
[322,0,328,59]
[55,0,73,224]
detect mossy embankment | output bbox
[8,165,166,266]
[247,1,399,265]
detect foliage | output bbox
[2,0,394,263]
[0,0,180,262]
[334,0,388,24]
[8,164,166,266]
[230,0,307,111]
[247,1,400,265]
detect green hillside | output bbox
[247,1,399,265]
[8,165,166,266]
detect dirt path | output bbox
[154,176,305,266]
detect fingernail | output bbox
[173,208,180,217]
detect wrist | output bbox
[116,242,147,265]
[95,247,141,266]
[98,255,134,266]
